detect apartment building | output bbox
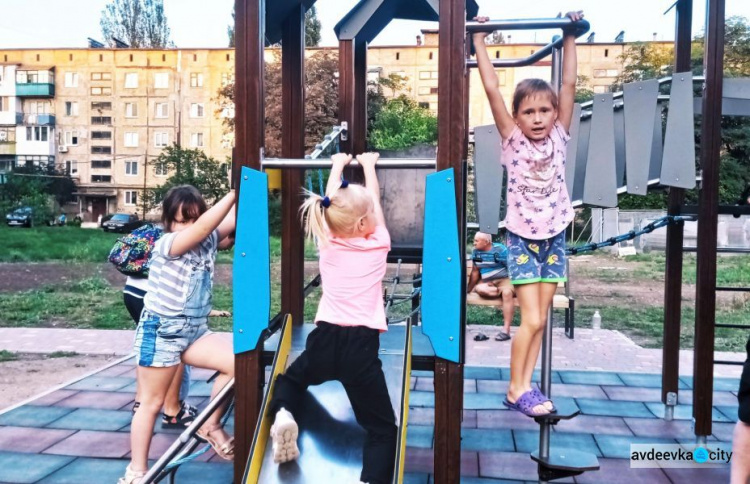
[0,36,657,219]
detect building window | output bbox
[91,102,112,111]
[396,52,400,60]
[190,73,204,87]
[418,86,431,95]
[419,71,439,80]
[593,69,607,78]
[124,132,139,147]
[604,49,609,57]
[155,102,168,118]
[64,101,78,116]
[91,159,111,169]
[429,52,433,60]
[92,175,112,183]
[91,116,112,125]
[91,72,112,80]
[593,85,608,93]
[91,146,112,154]
[125,160,138,176]
[91,131,112,140]
[125,72,138,88]
[418,102,429,109]
[0,127,15,143]
[190,132,204,148]
[125,190,138,206]
[221,72,234,86]
[125,102,138,118]
[607,69,619,77]
[154,132,169,147]
[26,126,49,142]
[0,97,8,111]
[91,87,112,95]
[190,103,205,118]
[154,162,168,176]
[154,72,169,89]
[65,160,78,176]
[64,131,78,146]
[64,72,78,87]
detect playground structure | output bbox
[220,0,750,482]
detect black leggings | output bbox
[124,293,144,325]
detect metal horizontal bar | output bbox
[716,323,750,329]
[261,158,437,170]
[682,205,750,216]
[714,360,744,366]
[715,286,750,293]
[683,247,750,254]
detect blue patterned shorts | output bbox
[134,310,211,367]
[506,231,567,285]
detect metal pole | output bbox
[260,158,437,170]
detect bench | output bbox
[466,260,575,339]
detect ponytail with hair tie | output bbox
[321,196,331,208]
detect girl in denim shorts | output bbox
[119,185,236,484]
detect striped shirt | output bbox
[144,229,219,317]
[472,243,509,281]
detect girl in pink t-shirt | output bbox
[268,152,397,484]
[473,11,584,418]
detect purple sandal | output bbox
[530,388,557,413]
[503,390,551,418]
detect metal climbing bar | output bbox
[261,158,437,170]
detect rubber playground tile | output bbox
[623,417,699,439]
[414,377,476,393]
[552,414,634,436]
[679,376,740,392]
[167,461,234,483]
[460,428,514,452]
[600,385,662,402]
[411,370,433,378]
[114,381,138,394]
[574,457,671,484]
[540,382,608,400]
[464,366,502,380]
[406,425,434,448]
[55,390,134,410]
[679,390,740,407]
[711,422,739,442]
[644,402,732,422]
[617,372,689,389]
[477,451,575,482]
[403,447,479,476]
[457,478,532,484]
[43,430,131,458]
[476,379,509,394]
[37,457,127,484]
[402,473,430,484]
[95,364,136,377]
[405,407,433,426]
[499,368,562,383]
[558,371,624,386]
[409,391,435,408]
[31,390,79,406]
[476,409,540,432]
[47,408,133,431]
[65,376,134,392]
[575,398,653,418]
[463,392,505,410]
[0,451,75,484]
[188,380,213,397]
[512,430,601,457]
[0,405,74,428]
[0,426,75,453]
[715,406,739,423]
[662,465,730,483]
[593,435,677,459]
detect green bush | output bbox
[370,96,438,151]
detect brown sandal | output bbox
[197,424,235,461]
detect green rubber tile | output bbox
[37,457,126,483]
[406,425,434,448]
[0,405,74,428]
[47,408,133,431]
[0,451,74,483]
[513,430,601,457]
[576,398,653,418]
[460,428,514,452]
[66,376,134,392]
[594,435,677,459]
[644,403,732,422]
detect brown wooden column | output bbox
[338,38,368,157]
[662,0,692,407]
[281,5,306,325]
[233,0,265,481]
[434,0,467,482]
[693,0,725,437]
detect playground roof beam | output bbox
[334,0,440,43]
[265,0,316,45]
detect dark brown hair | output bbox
[512,78,558,116]
[161,185,207,232]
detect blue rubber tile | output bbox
[499,368,561,383]
[715,406,739,423]
[38,457,126,483]
[463,393,504,410]
[114,381,138,394]
[594,435,677,459]
[0,451,75,483]
[47,408,133,431]
[644,403,732,423]
[559,371,624,386]
[409,391,435,408]
[679,376,693,389]
[403,473,430,484]
[679,377,740,392]
[189,380,213,397]
[0,405,74,428]
[576,398,653,418]
[459,477,527,484]
[460,428,514,452]
[66,376,134,392]
[513,430,601,457]
[411,370,433,378]
[406,425,434,449]
[618,373,689,389]
[169,461,233,483]
[464,367,502,380]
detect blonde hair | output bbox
[299,181,374,245]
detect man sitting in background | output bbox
[468,232,515,341]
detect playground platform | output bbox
[0,327,741,483]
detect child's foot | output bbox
[270,408,299,464]
[531,388,557,413]
[503,390,550,417]
[117,464,146,484]
[162,401,197,428]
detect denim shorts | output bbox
[506,231,567,285]
[134,310,211,367]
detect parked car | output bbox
[99,214,114,227]
[5,207,33,227]
[102,213,142,233]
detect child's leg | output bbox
[162,363,186,417]
[130,365,179,472]
[521,282,557,410]
[499,279,515,335]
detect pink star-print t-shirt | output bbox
[501,120,574,240]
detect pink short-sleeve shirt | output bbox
[501,120,574,240]
[314,225,390,331]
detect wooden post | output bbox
[434,0,467,481]
[338,37,367,186]
[662,0,692,407]
[693,0,725,438]
[233,0,265,481]
[281,5,306,325]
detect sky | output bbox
[0,0,748,49]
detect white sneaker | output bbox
[270,408,299,464]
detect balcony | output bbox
[24,113,55,126]
[16,83,55,98]
[0,142,16,155]
[0,112,22,125]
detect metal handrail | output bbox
[261,158,436,170]
[306,125,344,160]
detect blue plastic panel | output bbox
[233,167,271,354]
[661,72,696,189]
[421,169,461,363]
[473,124,504,235]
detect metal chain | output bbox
[566,215,697,255]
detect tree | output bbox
[377,73,410,98]
[486,31,506,44]
[227,5,321,48]
[100,0,172,48]
[369,96,438,151]
[140,145,229,213]
[0,164,76,224]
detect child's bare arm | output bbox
[217,204,236,241]
[326,153,352,195]
[356,153,386,227]
[558,11,584,133]
[170,191,236,257]
[472,17,516,139]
